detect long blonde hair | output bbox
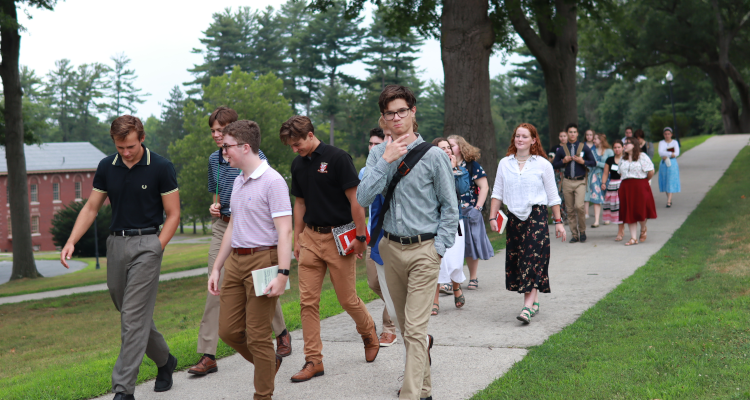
[447,134,481,162]
[595,133,610,150]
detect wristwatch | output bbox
[476,206,484,212]
[277,269,290,276]
[356,235,367,243]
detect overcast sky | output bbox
[19,0,522,118]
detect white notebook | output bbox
[251,265,291,297]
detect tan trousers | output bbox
[219,249,279,400]
[366,246,396,335]
[198,218,286,355]
[563,178,587,239]
[298,227,375,363]
[379,237,440,400]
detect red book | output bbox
[332,222,371,256]
[495,210,508,234]
[667,147,675,152]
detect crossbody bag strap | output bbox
[370,142,433,242]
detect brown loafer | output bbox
[276,330,292,358]
[291,361,324,382]
[379,332,397,347]
[187,355,218,376]
[362,324,380,362]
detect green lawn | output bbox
[0,243,211,298]
[0,232,506,400]
[473,145,750,399]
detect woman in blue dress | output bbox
[657,127,681,207]
[588,134,614,227]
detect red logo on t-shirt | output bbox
[318,162,328,173]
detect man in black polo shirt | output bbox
[279,115,379,383]
[552,122,596,243]
[60,115,180,400]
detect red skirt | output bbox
[618,178,657,224]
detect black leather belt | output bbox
[565,176,586,181]
[220,214,231,223]
[110,227,159,237]
[384,231,436,245]
[306,224,333,234]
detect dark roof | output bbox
[0,142,107,174]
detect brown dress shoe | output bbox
[362,324,380,362]
[378,332,397,347]
[290,361,324,382]
[187,355,218,376]
[276,331,292,358]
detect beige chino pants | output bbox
[562,178,587,239]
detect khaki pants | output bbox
[219,249,279,400]
[198,218,286,355]
[379,237,440,400]
[298,227,375,363]
[107,234,170,395]
[366,246,396,335]
[563,178,587,239]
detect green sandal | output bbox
[431,303,440,316]
[454,284,465,308]
[530,302,540,317]
[517,307,532,324]
[467,279,479,290]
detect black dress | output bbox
[505,205,551,293]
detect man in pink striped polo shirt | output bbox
[207,120,293,400]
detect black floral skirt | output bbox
[505,205,551,293]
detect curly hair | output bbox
[447,134,481,162]
[505,123,547,157]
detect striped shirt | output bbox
[229,161,292,248]
[207,149,266,216]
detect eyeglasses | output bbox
[221,143,245,150]
[383,108,411,121]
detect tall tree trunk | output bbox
[0,0,41,280]
[507,0,578,148]
[441,0,498,210]
[712,0,750,132]
[702,64,742,134]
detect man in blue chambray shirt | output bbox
[358,85,457,400]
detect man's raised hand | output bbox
[382,134,409,163]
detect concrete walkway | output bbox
[0,259,86,283]
[60,135,750,399]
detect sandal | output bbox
[517,307,532,324]
[615,234,623,242]
[431,303,439,315]
[439,283,452,295]
[467,279,479,290]
[639,226,647,242]
[453,284,465,308]
[530,302,540,317]
[625,238,639,246]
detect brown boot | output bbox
[362,324,380,363]
[290,361,324,382]
[276,330,292,358]
[187,355,218,376]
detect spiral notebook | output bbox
[332,222,370,256]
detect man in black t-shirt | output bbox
[60,116,181,400]
[279,115,378,383]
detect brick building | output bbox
[0,142,108,252]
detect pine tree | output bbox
[361,8,424,90]
[44,59,76,142]
[106,53,149,119]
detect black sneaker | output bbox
[569,237,579,243]
[154,354,177,392]
[580,233,587,243]
[113,394,135,400]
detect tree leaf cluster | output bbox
[49,199,112,257]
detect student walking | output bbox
[552,123,597,243]
[619,138,657,246]
[358,85,458,400]
[583,129,595,218]
[280,116,379,383]
[588,133,614,227]
[207,120,292,400]
[60,116,180,400]
[489,123,566,324]
[447,135,493,290]
[658,127,681,207]
[601,140,626,241]
[431,137,471,315]
[191,107,291,377]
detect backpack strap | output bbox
[576,143,584,157]
[370,142,433,241]
[561,143,571,158]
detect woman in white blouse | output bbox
[657,127,681,207]
[489,123,566,324]
[618,138,657,246]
